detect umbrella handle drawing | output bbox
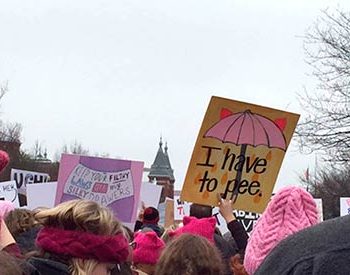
[228,144,247,202]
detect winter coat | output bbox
[27,257,69,275]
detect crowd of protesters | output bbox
[1,147,350,275]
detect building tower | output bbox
[148,137,175,202]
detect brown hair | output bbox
[5,208,37,237]
[155,234,224,275]
[34,199,126,275]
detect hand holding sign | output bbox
[138,201,146,221]
[218,194,237,223]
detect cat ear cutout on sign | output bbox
[274,118,287,131]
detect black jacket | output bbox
[28,257,69,275]
[256,215,350,275]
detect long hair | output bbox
[155,234,224,275]
[5,208,37,237]
[35,199,124,275]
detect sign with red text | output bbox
[55,154,144,223]
[181,96,299,213]
[174,195,191,221]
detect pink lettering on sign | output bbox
[92,182,108,194]
[346,198,350,207]
[177,206,184,215]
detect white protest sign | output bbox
[314,198,323,222]
[11,169,49,194]
[212,207,229,234]
[340,197,350,216]
[0,181,20,207]
[174,195,191,221]
[140,182,162,208]
[26,182,57,210]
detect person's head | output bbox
[142,207,160,225]
[5,208,37,237]
[132,231,165,275]
[244,186,318,275]
[0,201,15,220]
[155,234,224,275]
[0,150,9,173]
[189,203,212,218]
[35,199,129,275]
[169,216,216,242]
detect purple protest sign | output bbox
[55,154,144,223]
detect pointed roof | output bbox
[164,142,175,181]
[148,138,175,181]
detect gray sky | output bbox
[1,0,349,190]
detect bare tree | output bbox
[0,121,22,143]
[302,165,350,219]
[54,140,89,161]
[296,9,350,163]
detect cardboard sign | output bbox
[11,169,49,194]
[181,96,300,213]
[26,182,58,210]
[0,181,20,207]
[55,154,144,223]
[164,198,174,228]
[340,197,350,216]
[140,182,163,208]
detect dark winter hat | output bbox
[142,207,159,225]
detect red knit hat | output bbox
[142,207,159,225]
[169,216,216,242]
[132,231,165,265]
[0,150,9,173]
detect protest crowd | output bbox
[1,96,350,275]
[1,147,350,275]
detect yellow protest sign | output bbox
[180,96,300,213]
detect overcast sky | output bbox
[1,0,349,191]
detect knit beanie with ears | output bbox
[169,216,216,242]
[132,231,165,265]
[0,201,15,220]
[244,186,318,275]
[142,207,160,225]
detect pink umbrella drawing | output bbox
[204,109,287,200]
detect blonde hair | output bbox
[35,199,124,275]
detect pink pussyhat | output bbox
[244,186,318,275]
[169,216,216,243]
[0,150,9,173]
[132,231,165,265]
[0,201,15,220]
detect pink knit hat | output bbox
[0,150,9,173]
[169,216,216,242]
[244,186,318,275]
[0,201,15,220]
[132,231,165,265]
